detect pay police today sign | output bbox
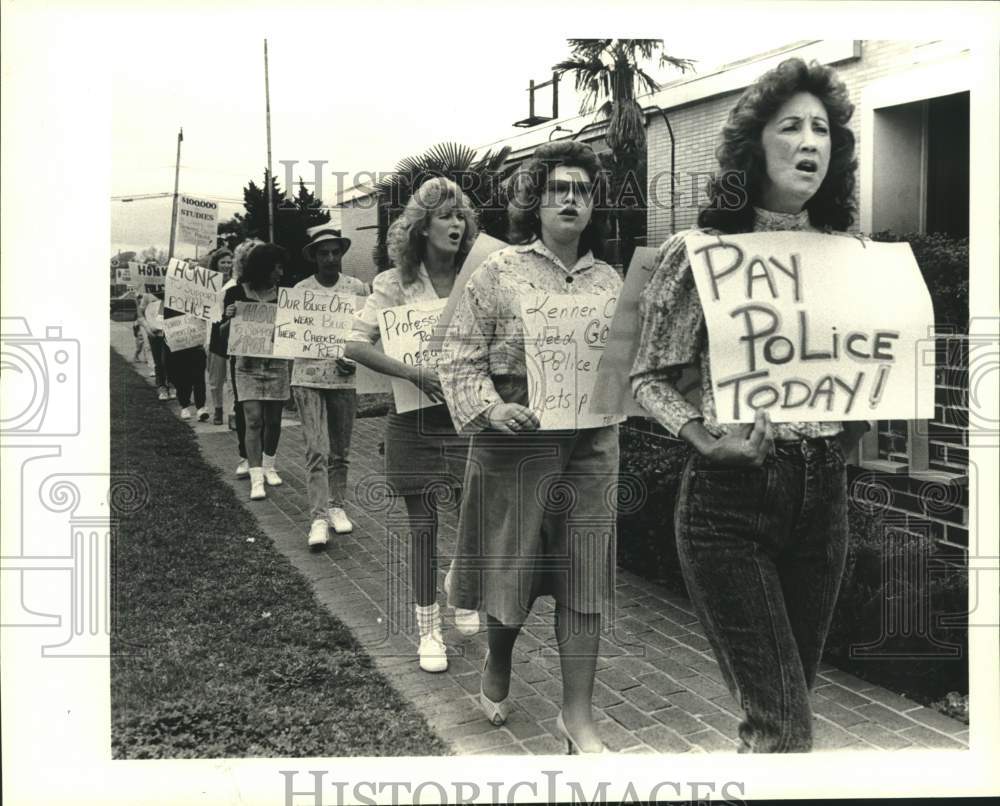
[686,231,934,423]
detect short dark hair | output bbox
[507,140,610,259]
[698,57,858,234]
[242,243,289,289]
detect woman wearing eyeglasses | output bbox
[439,141,621,754]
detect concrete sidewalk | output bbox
[111,324,968,755]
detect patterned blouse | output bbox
[439,240,623,433]
[630,207,843,441]
[348,263,444,344]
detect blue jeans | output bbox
[675,436,849,752]
[292,386,356,519]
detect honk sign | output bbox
[685,231,934,423]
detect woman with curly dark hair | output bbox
[440,140,621,753]
[630,58,870,753]
[221,242,292,501]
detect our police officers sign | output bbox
[176,195,219,248]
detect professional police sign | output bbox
[176,195,219,248]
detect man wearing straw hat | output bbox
[292,218,369,548]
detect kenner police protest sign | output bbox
[377,298,447,413]
[165,258,224,322]
[177,195,219,248]
[272,287,361,360]
[685,231,934,423]
[228,302,277,358]
[163,314,208,352]
[520,292,625,430]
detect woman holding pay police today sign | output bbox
[630,58,871,753]
[439,141,622,754]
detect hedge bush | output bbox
[616,423,968,708]
[869,231,969,332]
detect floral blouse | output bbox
[439,240,623,433]
[630,207,843,441]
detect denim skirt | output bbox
[446,376,619,627]
[383,405,469,497]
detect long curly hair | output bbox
[507,140,610,259]
[232,238,264,283]
[242,243,289,290]
[386,177,479,285]
[698,58,858,233]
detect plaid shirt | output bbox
[439,240,622,433]
[630,207,844,440]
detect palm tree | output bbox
[373,142,513,270]
[554,39,694,266]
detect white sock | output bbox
[415,603,441,638]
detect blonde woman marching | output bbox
[345,177,480,673]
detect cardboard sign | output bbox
[177,195,219,248]
[116,267,132,284]
[685,231,934,423]
[228,301,277,358]
[164,258,224,321]
[427,234,508,350]
[272,287,361,360]
[520,292,626,430]
[145,299,164,331]
[128,261,166,287]
[163,314,208,351]
[377,298,447,413]
[290,359,355,389]
[590,247,702,416]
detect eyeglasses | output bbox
[543,179,594,200]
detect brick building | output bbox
[338,39,976,551]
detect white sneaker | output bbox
[262,453,283,486]
[157,388,169,401]
[418,632,449,673]
[445,567,481,635]
[327,507,354,534]
[180,406,193,420]
[235,459,250,478]
[168,388,177,399]
[307,519,329,548]
[197,406,210,422]
[249,467,266,500]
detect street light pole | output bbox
[264,39,274,244]
[167,127,183,259]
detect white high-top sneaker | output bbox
[262,453,283,486]
[249,467,266,500]
[415,603,448,673]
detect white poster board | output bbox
[685,231,935,423]
[590,246,702,417]
[427,233,507,350]
[177,195,219,248]
[377,298,447,413]
[273,287,361,360]
[163,314,208,352]
[520,292,626,430]
[165,258,224,321]
[227,301,277,358]
[128,261,166,287]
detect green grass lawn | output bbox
[110,351,447,758]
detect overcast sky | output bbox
[109,17,796,257]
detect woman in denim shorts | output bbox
[630,58,871,752]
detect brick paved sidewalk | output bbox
[111,326,968,755]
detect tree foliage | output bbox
[224,174,331,284]
[372,142,514,270]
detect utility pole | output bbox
[264,39,274,243]
[167,127,183,259]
